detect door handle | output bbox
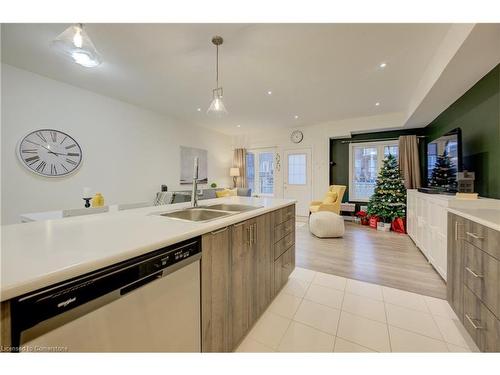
[246,227,251,246]
[253,223,257,244]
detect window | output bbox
[246,148,275,196]
[349,140,398,202]
[287,153,307,185]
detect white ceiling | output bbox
[1,23,453,134]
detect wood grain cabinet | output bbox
[201,226,232,352]
[447,212,500,352]
[201,206,293,352]
[272,206,296,295]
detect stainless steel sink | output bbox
[159,208,234,222]
[204,203,261,212]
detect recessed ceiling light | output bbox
[375,102,380,106]
[294,115,299,119]
[197,108,201,112]
[379,62,387,68]
[236,124,241,128]
[267,90,272,95]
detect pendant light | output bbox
[50,24,102,68]
[207,36,228,116]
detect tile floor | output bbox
[236,267,478,353]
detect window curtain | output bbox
[233,148,247,188]
[398,135,421,189]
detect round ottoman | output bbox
[309,211,345,238]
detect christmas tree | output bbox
[428,150,457,190]
[367,154,407,222]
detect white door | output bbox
[283,149,312,217]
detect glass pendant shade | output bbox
[207,88,228,116]
[50,24,102,68]
[207,36,228,116]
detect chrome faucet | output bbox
[191,157,199,208]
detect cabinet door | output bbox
[447,213,465,319]
[252,213,273,322]
[230,220,253,347]
[201,227,231,352]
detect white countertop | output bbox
[1,196,295,301]
[447,207,500,231]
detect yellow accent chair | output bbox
[309,185,346,215]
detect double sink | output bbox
[159,203,261,222]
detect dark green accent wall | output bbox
[425,64,500,198]
[329,63,500,201]
[330,128,426,202]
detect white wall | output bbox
[234,112,406,202]
[1,64,232,224]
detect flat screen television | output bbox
[425,128,462,192]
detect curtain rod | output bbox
[340,135,426,144]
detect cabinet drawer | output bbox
[274,245,295,294]
[464,220,500,260]
[464,242,500,319]
[273,205,295,226]
[274,217,294,243]
[463,286,500,352]
[274,231,295,260]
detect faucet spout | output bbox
[191,157,199,208]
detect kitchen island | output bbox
[1,196,296,352]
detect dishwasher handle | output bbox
[120,271,163,295]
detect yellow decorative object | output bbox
[215,188,237,198]
[91,192,105,207]
[309,185,346,214]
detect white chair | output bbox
[62,206,109,218]
[309,211,345,238]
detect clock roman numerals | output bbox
[20,129,82,176]
[36,161,47,172]
[25,155,40,165]
[36,131,47,143]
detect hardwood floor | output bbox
[296,221,447,299]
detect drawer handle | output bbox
[465,267,484,279]
[465,314,483,330]
[211,227,228,235]
[466,232,484,240]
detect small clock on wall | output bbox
[17,129,83,177]
[290,130,304,144]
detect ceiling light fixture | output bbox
[375,102,380,106]
[197,108,201,112]
[207,36,228,116]
[379,62,387,68]
[236,125,241,128]
[294,115,299,119]
[267,90,272,95]
[50,24,102,68]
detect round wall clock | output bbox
[17,129,83,177]
[290,130,304,143]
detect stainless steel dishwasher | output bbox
[10,238,201,352]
